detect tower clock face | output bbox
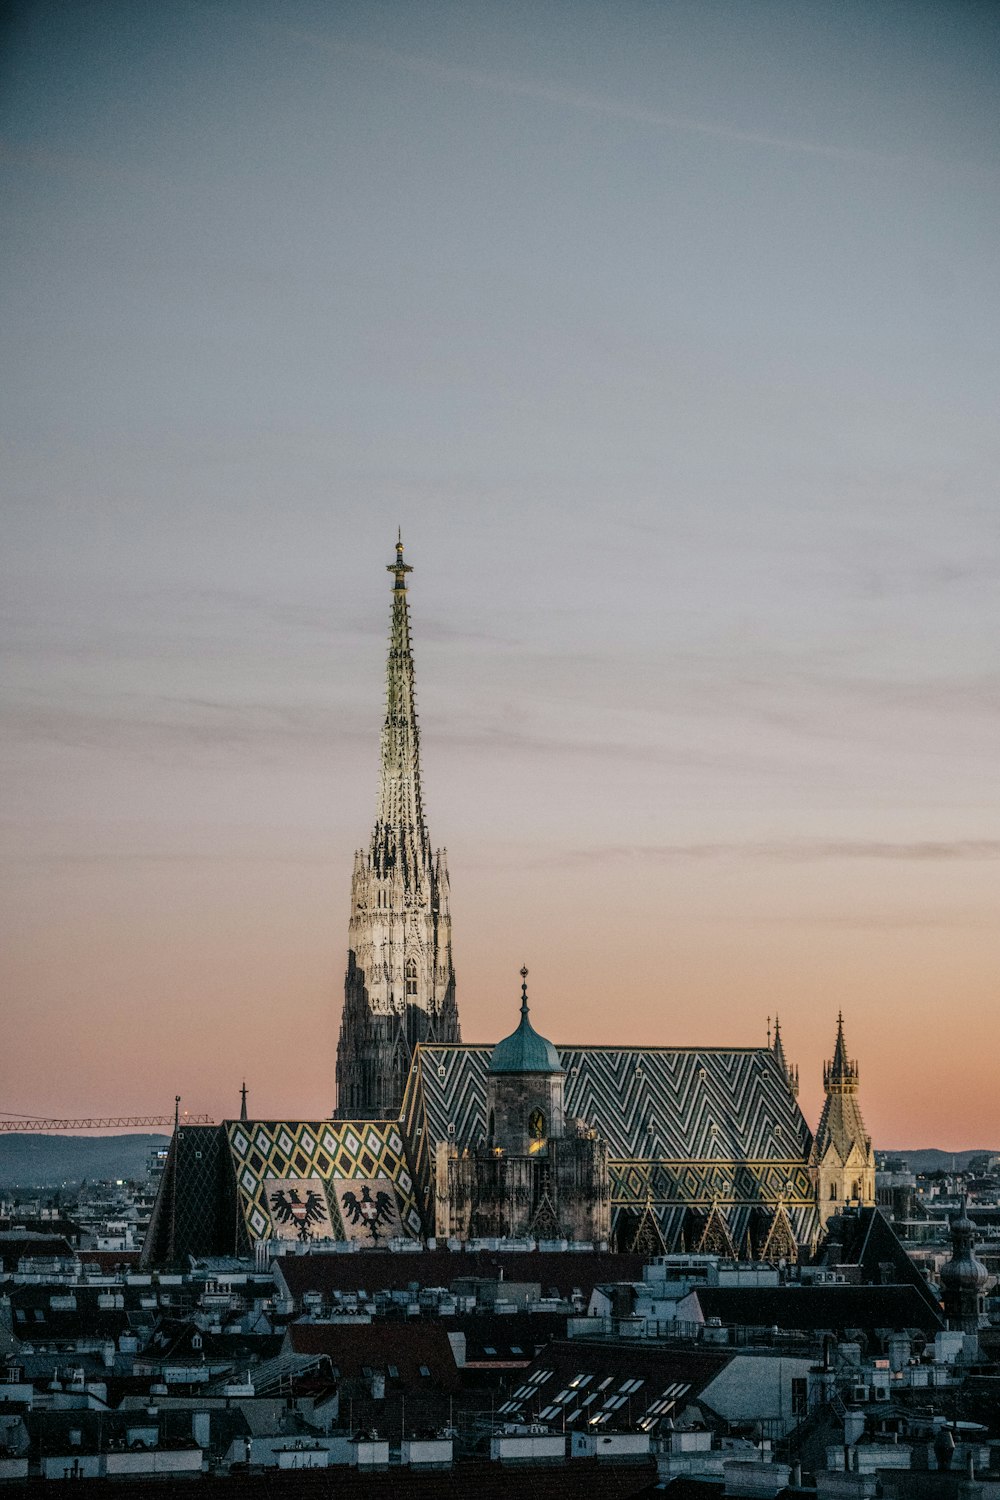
[528,1108,545,1140]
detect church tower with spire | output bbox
[335,537,460,1120]
[809,1014,876,1228]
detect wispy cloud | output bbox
[261,23,920,171]
[537,839,1000,868]
[0,696,371,763]
[0,136,176,194]
[0,848,334,868]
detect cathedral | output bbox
[142,540,876,1265]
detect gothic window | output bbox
[830,1183,837,1200]
[528,1108,545,1140]
[405,959,418,999]
[488,1110,495,1142]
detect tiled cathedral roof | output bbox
[403,1042,820,1250]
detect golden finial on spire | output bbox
[388,531,413,592]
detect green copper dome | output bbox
[489,968,563,1075]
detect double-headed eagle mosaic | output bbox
[269,1187,328,1242]
[340,1184,396,1238]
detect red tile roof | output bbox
[285,1321,461,1390]
[78,1250,140,1271]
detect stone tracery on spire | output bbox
[372,534,429,877]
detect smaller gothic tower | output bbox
[486,967,565,1155]
[940,1197,991,1332]
[437,971,609,1245]
[809,1013,876,1228]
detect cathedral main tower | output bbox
[335,537,460,1119]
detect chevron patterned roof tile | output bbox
[415,1043,811,1162]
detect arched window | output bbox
[405,959,418,999]
[829,1183,837,1200]
[528,1108,545,1140]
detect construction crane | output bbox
[0,1108,214,1134]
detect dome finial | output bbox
[488,966,562,1075]
[387,532,412,592]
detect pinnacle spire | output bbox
[770,1013,799,1096]
[826,1011,856,1091]
[372,534,427,872]
[520,965,529,1019]
[773,1014,791,1074]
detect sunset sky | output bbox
[2,1,998,1149]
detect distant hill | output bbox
[0,1133,169,1189]
[880,1149,998,1175]
[4,1135,995,1191]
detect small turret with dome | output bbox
[438,966,610,1244]
[490,967,563,1076]
[485,968,565,1155]
[940,1196,991,1332]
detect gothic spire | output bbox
[372,533,428,875]
[336,535,460,1120]
[812,1013,870,1167]
[824,1011,858,1093]
[772,1014,799,1097]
